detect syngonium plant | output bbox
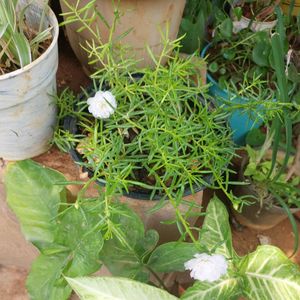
[4,160,300,300]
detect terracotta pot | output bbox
[281,1,300,16]
[59,0,186,74]
[233,153,300,230]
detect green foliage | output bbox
[4,160,66,248]
[66,276,178,300]
[0,0,52,73]
[148,242,199,273]
[181,278,241,300]
[5,161,300,300]
[99,204,159,282]
[178,0,212,53]
[5,160,104,300]
[199,196,235,258]
[239,245,300,300]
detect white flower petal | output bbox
[87,90,117,119]
[184,253,228,283]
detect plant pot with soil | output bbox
[230,0,278,33]
[233,133,300,230]
[54,36,235,242]
[201,27,278,145]
[59,0,186,74]
[0,0,59,160]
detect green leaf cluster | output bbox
[0,0,52,73]
[5,160,300,300]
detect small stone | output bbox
[257,234,271,245]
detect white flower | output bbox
[184,253,228,282]
[87,90,117,119]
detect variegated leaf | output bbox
[181,277,241,300]
[199,196,235,258]
[240,245,300,300]
[66,276,178,300]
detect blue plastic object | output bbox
[201,43,262,146]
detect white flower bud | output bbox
[87,90,117,119]
[184,253,228,282]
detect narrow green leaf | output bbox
[66,276,178,300]
[271,190,299,256]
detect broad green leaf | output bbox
[66,276,178,300]
[240,245,300,300]
[56,205,104,277]
[181,277,241,300]
[99,204,159,282]
[219,18,233,39]
[252,42,271,67]
[148,242,199,273]
[27,253,72,300]
[199,196,235,258]
[4,160,67,248]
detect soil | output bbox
[1,11,300,300]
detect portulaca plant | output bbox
[5,160,300,300]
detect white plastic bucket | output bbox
[0,1,59,160]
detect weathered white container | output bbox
[0,1,59,160]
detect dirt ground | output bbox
[1,23,300,300]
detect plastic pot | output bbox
[59,0,186,74]
[230,1,277,33]
[232,15,277,33]
[0,1,59,160]
[201,43,265,146]
[232,154,300,230]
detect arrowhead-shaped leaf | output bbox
[181,277,241,300]
[26,253,72,300]
[99,203,159,282]
[199,196,235,258]
[66,276,178,300]
[240,245,300,300]
[5,160,67,248]
[148,242,199,273]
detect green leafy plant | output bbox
[5,160,300,300]
[0,0,52,74]
[178,0,212,54]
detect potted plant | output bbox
[54,39,236,241]
[4,160,300,299]
[0,0,59,160]
[230,0,279,33]
[201,25,280,145]
[59,0,186,74]
[232,128,300,230]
